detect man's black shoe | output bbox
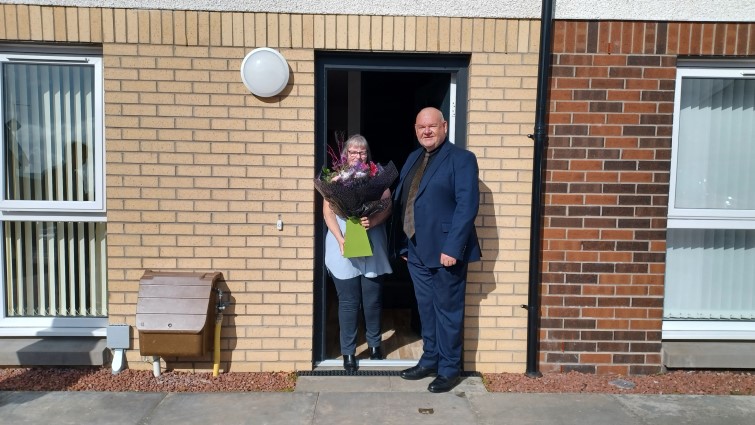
[343,355,357,373]
[427,375,460,393]
[400,365,437,380]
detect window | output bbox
[668,66,755,227]
[0,50,106,333]
[664,63,755,338]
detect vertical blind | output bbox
[3,62,94,203]
[2,61,105,318]
[674,77,755,210]
[4,221,107,317]
[665,74,755,321]
[665,229,755,319]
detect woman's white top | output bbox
[325,215,393,279]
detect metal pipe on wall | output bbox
[524,0,556,378]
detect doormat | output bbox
[297,370,482,377]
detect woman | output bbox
[323,134,393,372]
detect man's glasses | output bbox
[347,150,368,157]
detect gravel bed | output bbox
[483,370,755,395]
[0,368,295,392]
[1,367,754,394]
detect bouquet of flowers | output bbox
[314,142,398,258]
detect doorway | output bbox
[313,52,470,367]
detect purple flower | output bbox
[315,160,398,219]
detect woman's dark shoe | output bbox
[343,355,357,373]
[369,346,383,360]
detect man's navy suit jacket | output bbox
[393,140,481,268]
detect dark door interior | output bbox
[361,72,450,170]
[314,53,469,365]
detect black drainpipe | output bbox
[524,0,555,378]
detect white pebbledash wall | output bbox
[2,0,754,21]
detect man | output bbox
[394,107,481,393]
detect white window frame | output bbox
[664,61,755,339]
[667,65,755,230]
[0,53,106,218]
[0,50,107,335]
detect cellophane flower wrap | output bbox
[314,141,398,258]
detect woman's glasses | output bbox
[347,150,368,158]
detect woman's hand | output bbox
[323,200,346,255]
[361,189,392,229]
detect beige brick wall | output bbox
[0,5,537,373]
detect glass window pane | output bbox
[3,62,95,202]
[674,77,755,210]
[664,228,755,319]
[4,221,107,317]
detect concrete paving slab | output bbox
[3,390,753,425]
[468,393,641,425]
[0,391,165,425]
[616,395,755,425]
[312,391,476,425]
[143,392,318,425]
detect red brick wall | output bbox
[541,21,755,375]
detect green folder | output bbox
[343,217,373,258]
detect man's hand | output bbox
[440,253,457,267]
[360,216,372,229]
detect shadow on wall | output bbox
[217,286,238,373]
[464,181,500,371]
[158,277,237,373]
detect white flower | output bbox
[339,169,355,181]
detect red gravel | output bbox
[483,370,755,395]
[1,367,754,394]
[0,368,296,392]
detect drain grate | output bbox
[297,369,482,377]
[298,370,400,377]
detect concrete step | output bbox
[663,341,755,369]
[0,337,109,366]
[296,373,487,393]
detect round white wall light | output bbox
[240,48,290,97]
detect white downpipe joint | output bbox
[152,356,161,377]
[111,349,126,375]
